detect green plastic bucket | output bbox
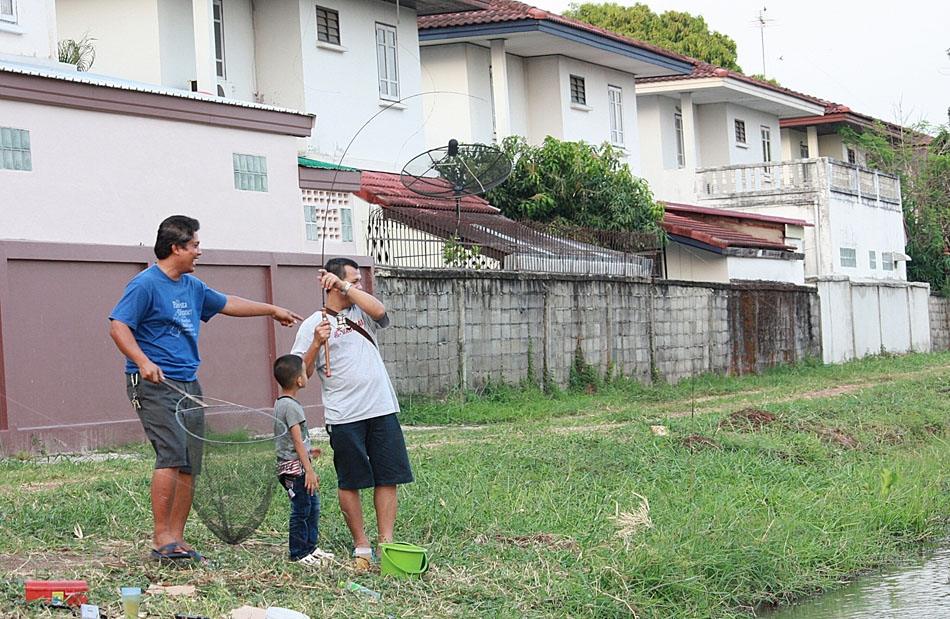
[379,542,428,578]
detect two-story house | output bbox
[55,0,488,257]
[416,0,694,173]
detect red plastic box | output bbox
[25,580,89,607]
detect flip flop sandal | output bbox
[150,542,192,561]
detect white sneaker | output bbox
[295,548,335,566]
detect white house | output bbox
[636,64,909,284]
[0,0,321,253]
[53,0,489,257]
[416,0,694,173]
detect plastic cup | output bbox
[119,587,141,619]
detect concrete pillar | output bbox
[489,39,511,140]
[192,0,218,95]
[806,125,819,159]
[679,92,697,168]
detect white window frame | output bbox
[734,119,747,145]
[882,251,894,271]
[0,126,31,171]
[839,247,857,268]
[233,153,268,192]
[607,85,624,146]
[375,23,399,100]
[213,0,226,79]
[761,126,772,162]
[340,207,353,242]
[316,6,341,45]
[673,112,686,168]
[868,250,877,269]
[0,0,16,24]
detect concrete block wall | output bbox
[376,270,821,394]
[931,296,950,352]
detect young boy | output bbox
[273,354,334,565]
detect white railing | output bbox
[696,158,901,208]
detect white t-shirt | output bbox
[291,305,399,425]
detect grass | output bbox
[0,352,948,618]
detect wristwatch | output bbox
[340,281,353,296]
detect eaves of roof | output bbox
[662,212,793,252]
[663,202,812,227]
[418,0,694,75]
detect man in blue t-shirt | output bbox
[109,215,302,562]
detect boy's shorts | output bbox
[126,374,203,475]
[326,413,413,490]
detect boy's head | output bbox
[274,354,307,391]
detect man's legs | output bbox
[338,488,371,549]
[374,485,398,544]
[150,467,193,548]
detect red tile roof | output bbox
[357,170,499,214]
[662,212,793,252]
[418,0,694,66]
[663,202,811,227]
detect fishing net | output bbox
[176,397,288,545]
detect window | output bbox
[734,119,747,145]
[799,141,809,159]
[340,207,353,242]
[0,0,16,23]
[569,75,586,105]
[608,85,624,145]
[673,112,686,168]
[847,148,857,165]
[839,247,857,268]
[882,252,894,271]
[212,0,225,78]
[0,127,31,171]
[761,126,772,162]
[316,6,341,45]
[868,250,877,269]
[376,23,398,100]
[233,154,267,191]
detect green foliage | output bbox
[441,237,483,268]
[57,34,97,71]
[568,340,601,392]
[487,135,663,232]
[749,73,782,87]
[840,124,950,295]
[566,2,741,71]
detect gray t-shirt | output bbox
[291,305,399,425]
[274,396,310,462]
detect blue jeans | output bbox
[282,474,320,561]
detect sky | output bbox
[531,0,950,128]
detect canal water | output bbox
[763,545,950,618]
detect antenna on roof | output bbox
[754,6,774,76]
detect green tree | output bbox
[486,136,663,233]
[841,124,950,295]
[565,2,741,71]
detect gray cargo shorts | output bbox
[126,373,204,474]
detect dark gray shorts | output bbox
[126,374,203,474]
[326,413,413,490]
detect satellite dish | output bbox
[400,139,512,233]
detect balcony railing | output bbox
[696,158,901,208]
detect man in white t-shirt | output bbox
[291,258,412,567]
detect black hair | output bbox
[154,215,200,260]
[273,354,305,389]
[324,257,359,280]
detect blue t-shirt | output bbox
[109,265,228,381]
